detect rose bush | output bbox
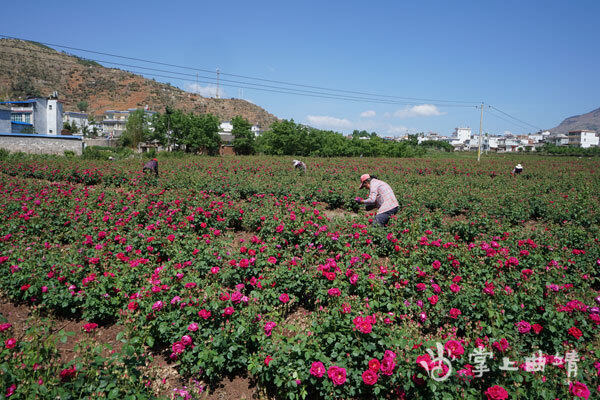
[0,154,598,398]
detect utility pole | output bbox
[216,68,220,99]
[477,102,484,162]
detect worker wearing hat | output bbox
[356,174,399,227]
[143,158,159,177]
[293,159,307,172]
[512,163,523,175]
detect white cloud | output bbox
[184,83,226,98]
[360,110,376,118]
[384,124,409,135]
[306,115,352,129]
[394,104,445,118]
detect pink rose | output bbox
[82,323,98,333]
[188,323,199,332]
[444,340,464,358]
[327,366,346,386]
[515,320,531,333]
[485,385,508,400]
[362,369,378,385]
[279,293,290,303]
[569,381,590,399]
[4,338,16,349]
[310,361,325,377]
[181,335,192,346]
[380,356,396,376]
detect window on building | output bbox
[49,105,52,110]
[11,113,32,124]
[49,129,53,133]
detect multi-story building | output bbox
[101,108,156,138]
[568,130,599,148]
[450,127,471,146]
[0,96,63,135]
[63,111,89,130]
[547,134,569,146]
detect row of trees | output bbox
[121,108,223,155]
[539,143,600,156]
[119,108,452,157]
[255,120,450,157]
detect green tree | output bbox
[120,109,149,148]
[231,116,255,155]
[257,119,310,155]
[77,101,89,112]
[185,113,221,155]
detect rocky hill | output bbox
[0,39,278,128]
[549,107,600,134]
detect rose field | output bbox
[0,154,598,399]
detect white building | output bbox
[450,127,471,145]
[102,108,156,138]
[219,121,233,133]
[547,134,569,146]
[568,130,598,148]
[63,111,89,130]
[0,96,63,135]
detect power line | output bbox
[489,105,542,131]
[0,34,477,105]
[486,108,534,132]
[0,47,476,107]
[0,34,546,133]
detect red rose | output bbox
[568,326,583,339]
[362,369,378,386]
[368,358,380,372]
[485,385,509,400]
[531,324,543,334]
[4,338,16,349]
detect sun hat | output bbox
[516,164,522,169]
[153,158,158,161]
[359,174,371,189]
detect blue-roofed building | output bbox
[0,95,63,135]
[0,106,11,133]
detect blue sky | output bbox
[2,0,599,136]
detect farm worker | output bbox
[293,159,307,172]
[512,163,523,176]
[356,174,399,227]
[143,158,159,177]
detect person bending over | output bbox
[356,174,399,227]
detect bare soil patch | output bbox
[323,209,357,219]
[200,376,260,400]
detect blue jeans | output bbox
[373,207,398,227]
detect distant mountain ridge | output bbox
[0,39,278,128]
[549,107,600,135]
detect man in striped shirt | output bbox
[356,174,399,227]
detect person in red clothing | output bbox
[356,174,399,226]
[143,158,159,177]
